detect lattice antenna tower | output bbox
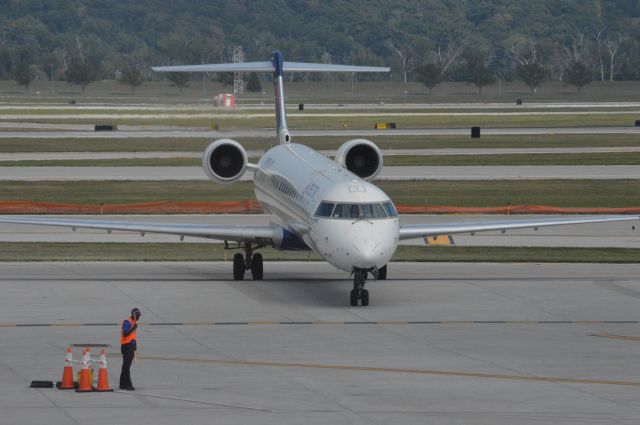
[233,46,244,95]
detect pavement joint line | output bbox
[131,355,640,388]
[2,320,640,327]
[592,334,640,341]
[113,390,277,412]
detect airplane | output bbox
[1,51,638,306]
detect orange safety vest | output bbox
[120,317,137,345]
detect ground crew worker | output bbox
[119,307,140,390]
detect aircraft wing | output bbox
[399,215,639,241]
[0,216,279,243]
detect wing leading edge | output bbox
[399,215,640,241]
[0,216,279,243]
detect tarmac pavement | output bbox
[2,164,640,180]
[1,261,640,425]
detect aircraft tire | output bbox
[233,253,245,281]
[251,253,263,280]
[349,289,358,306]
[361,289,370,306]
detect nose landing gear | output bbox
[350,268,370,306]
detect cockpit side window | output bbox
[314,202,335,217]
[383,202,398,217]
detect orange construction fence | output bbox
[0,200,639,215]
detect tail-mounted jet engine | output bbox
[202,139,248,184]
[335,139,383,181]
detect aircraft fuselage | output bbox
[254,143,399,272]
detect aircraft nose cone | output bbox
[351,240,379,268]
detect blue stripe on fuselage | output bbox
[272,51,284,78]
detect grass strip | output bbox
[3,80,640,103]
[1,179,639,207]
[0,158,200,167]
[2,134,640,153]
[0,243,637,263]
[385,152,640,166]
[375,180,640,207]
[17,113,640,128]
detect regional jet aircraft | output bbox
[1,51,638,306]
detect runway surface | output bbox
[2,261,640,425]
[1,126,638,138]
[4,146,640,161]
[0,214,637,248]
[1,165,639,180]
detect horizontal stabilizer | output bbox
[152,62,274,73]
[283,62,389,73]
[152,61,389,73]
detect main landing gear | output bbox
[230,242,263,281]
[349,265,388,307]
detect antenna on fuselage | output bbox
[152,52,389,146]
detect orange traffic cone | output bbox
[96,349,113,392]
[58,346,75,390]
[75,347,94,392]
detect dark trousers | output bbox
[120,343,134,388]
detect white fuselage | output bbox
[253,143,399,272]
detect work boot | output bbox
[119,385,135,391]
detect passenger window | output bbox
[314,202,334,217]
[383,202,398,217]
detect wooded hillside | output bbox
[2,0,639,84]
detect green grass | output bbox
[2,134,640,154]
[0,158,201,167]
[0,137,215,153]
[4,80,640,104]
[17,112,640,129]
[1,179,639,208]
[385,152,640,166]
[0,243,637,263]
[376,180,640,208]
[0,181,256,204]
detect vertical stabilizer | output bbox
[152,52,389,146]
[272,51,291,145]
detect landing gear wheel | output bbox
[251,253,263,280]
[350,289,358,306]
[378,265,387,280]
[361,289,370,306]
[233,253,245,281]
[350,268,369,306]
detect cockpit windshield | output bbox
[314,201,397,219]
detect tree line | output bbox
[3,0,639,94]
